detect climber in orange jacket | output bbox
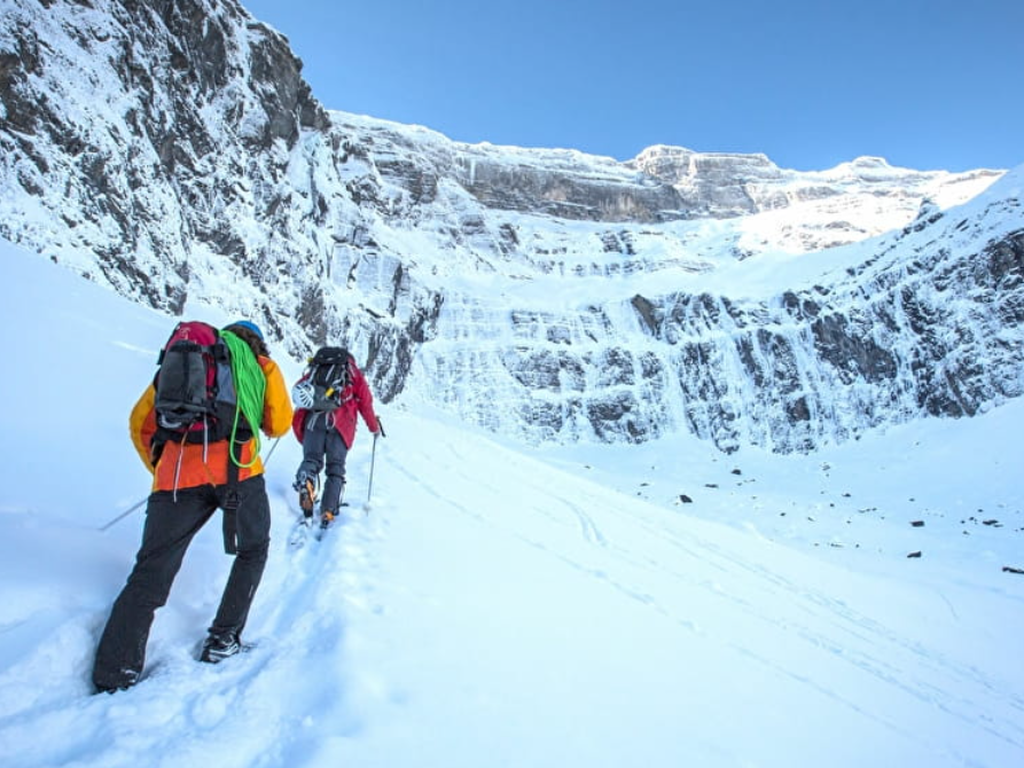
[93,320,292,694]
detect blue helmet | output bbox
[230,320,264,339]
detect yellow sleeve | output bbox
[259,357,294,438]
[129,384,158,473]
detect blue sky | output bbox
[240,0,1022,172]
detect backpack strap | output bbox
[222,457,240,555]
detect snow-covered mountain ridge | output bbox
[1,0,1021,452]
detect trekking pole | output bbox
[366,434,378,509]
[366,419,385,509]
[262,436,282,466]
[99,497,148,531]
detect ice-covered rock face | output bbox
[399,192,1024,453]
[1,0,1020,453]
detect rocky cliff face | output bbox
[635,207,1024,453]
[1,0,1020,453]
[3,0,323,306]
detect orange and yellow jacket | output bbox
[129,355,294,492]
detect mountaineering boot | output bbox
[320,509,335,529]
[93,667,139,695]
[95,682,132,695]
[296,477,316,518]
[199,632,241,663]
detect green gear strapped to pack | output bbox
[221,330,266,468]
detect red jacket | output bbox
[291,358,379,448]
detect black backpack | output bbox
[153,321,248,444]
[298,346,352,412]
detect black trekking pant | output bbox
[92,476,270,690]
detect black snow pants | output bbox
[92,475,270,691]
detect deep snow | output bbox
[0,239,1022,767]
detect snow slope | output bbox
[0,240,1022,767]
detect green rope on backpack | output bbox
[221,330,266,468]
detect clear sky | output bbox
[239,0,1022,172]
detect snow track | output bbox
[1,409,1022,767]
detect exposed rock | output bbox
[0,0,1020,454]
